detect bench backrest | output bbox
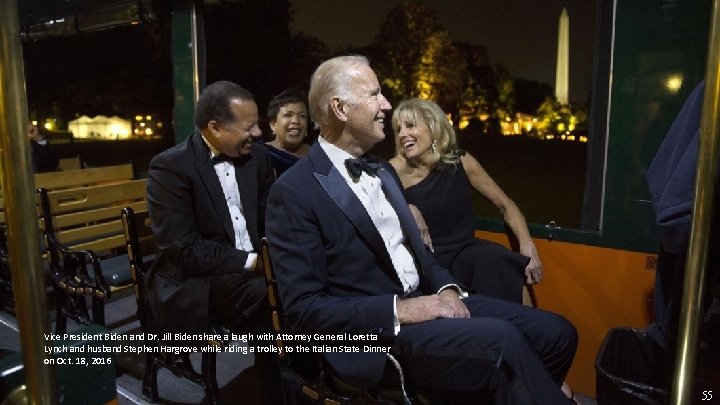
[0,163,135,227]
[34,163,134,190]
[57,156,82,171]
[38,179,147,253]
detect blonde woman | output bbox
[389,98,543,304]
[390,98,577,401]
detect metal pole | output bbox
[190,2,201,103]
[0,0,56,403]
[672,0,720,403]
[171,0,203,144]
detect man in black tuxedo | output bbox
[266,56,577,404]
[146,81,273,337]
[29,124,59,173]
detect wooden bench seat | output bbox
[36,177,146,333]
[0,163,136,312]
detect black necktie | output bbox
[345,156,380,179]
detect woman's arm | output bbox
[460,153,543,284]
[389,156,433,249]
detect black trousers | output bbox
[209,270,269,333]
[393,294,577,405]
[209,271,282,404]
[652,246,687,348]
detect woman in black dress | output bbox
[389,98,543,304]
[389,99,578,400]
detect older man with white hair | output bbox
[266,55,577,404]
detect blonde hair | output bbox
[308,55,369,131]
[392,98,463,166]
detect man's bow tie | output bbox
[345,156,381,179]
[212,154,242,164]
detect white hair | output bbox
[308,55,370,130]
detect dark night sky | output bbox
[290,0,597,104]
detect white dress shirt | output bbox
[319,136,420,293]
[318,137,464,335]
[203,136,257,270]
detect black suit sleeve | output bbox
[30,140,59,173]
[147,152,249,278]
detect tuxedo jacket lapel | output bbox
[377,167,429,281]
[309,145,401,286]
[191,134,235,243]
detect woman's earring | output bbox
[431,140,437,154]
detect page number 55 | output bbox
[703,391,713,401]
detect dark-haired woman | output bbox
[264,89,310,176]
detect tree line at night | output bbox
[22,0,587,142]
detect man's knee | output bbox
[209,272,269,318]
[543,311,578,350]
[241,273,269,305]
[553,314,578,347]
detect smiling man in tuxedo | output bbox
[147,80,272,335]
[266,56,578,404]
[145,81,279,402]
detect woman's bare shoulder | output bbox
[389,155,405,171]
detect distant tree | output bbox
[414,31,466,114]
[574,107,589,129]
[372,2,440,92]
[371,2,463,109]
[456,43,487,124]
[286,33,331,90]
[536,96,585,135]
[492,64,515,121]
[454,42,513,133]
[514,78,554,115]
[468,63,514,135]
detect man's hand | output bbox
[397,290,469,325]
[437,289,470,318]
[408,204,433,251]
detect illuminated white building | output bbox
[68,115,132,139]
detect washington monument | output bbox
[555,7,569,104]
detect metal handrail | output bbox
[672,0,720,403]
[0,0,56,403]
